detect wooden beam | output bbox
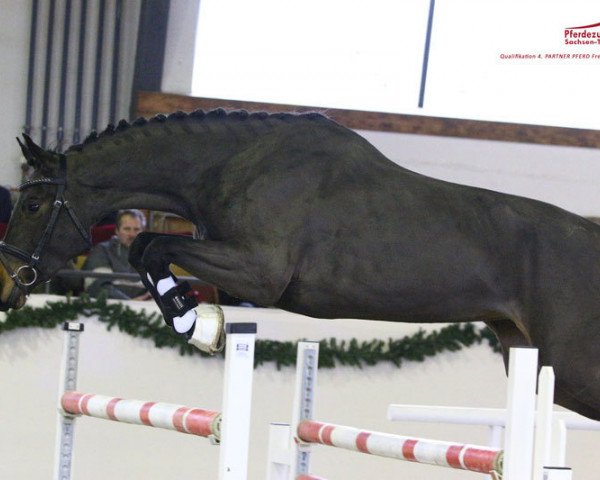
[136,91,600,149]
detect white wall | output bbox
[0,1,30,187]
[0,295,596,479]
[162,0,201,95]
[360,130,600,217]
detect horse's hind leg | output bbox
[554,384,600,421]
[484,318,532,371]
[538,320,600,421]
[487,314,600,420]
[513,298,600,420]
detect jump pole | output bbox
[54,318,256,480]
[388,357,591,479]
[296,419,503,475]
[267,341,504,479]
[60,391,221,438]
[387,401,600,434]
[385,348,541,479]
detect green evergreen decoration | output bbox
[0,295,500,368]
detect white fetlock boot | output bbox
[155,276,225,355]
[188,304,225,355]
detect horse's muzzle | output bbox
[0,268,27,311]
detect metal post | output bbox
[109,0,123,124]
[218,323,257,480]
[56,0,72,152]
[53,321,84,480]
[41,0,57,148]
[24,0,39,137]
[91,0,106,132]
[290,342,319,479]
[73,0,87,145]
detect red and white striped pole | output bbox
[61,391,221,439]
[54,318,256,480]
[297,420,503,476]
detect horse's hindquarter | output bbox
[513,202,600,342]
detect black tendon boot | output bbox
[160,281,199,337]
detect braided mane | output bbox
[66,108,327,153]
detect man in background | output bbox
[83,209,152,300]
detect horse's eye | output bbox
[27,202,41,212]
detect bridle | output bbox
[0,155,91,295]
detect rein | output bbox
[0,156,91,295]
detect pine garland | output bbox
[0,296,500,368]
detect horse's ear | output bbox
[17,134,58,176]
[16,135,37,166]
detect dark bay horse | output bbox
[1,109,599,420]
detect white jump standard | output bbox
[267,342,579,480]
[54,313,256,480]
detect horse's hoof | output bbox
[188,304,225,355]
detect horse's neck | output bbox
[64,114,324,229]
[67,132,235,227]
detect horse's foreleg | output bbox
[138,235,287,353]
[129,232,210,351]
[129,232,171,308]
[141,236,290,306]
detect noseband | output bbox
[0,155,91,295]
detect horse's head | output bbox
[0,135,91,311]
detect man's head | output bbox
[115,210,146,248]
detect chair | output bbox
[91,224,116,245]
